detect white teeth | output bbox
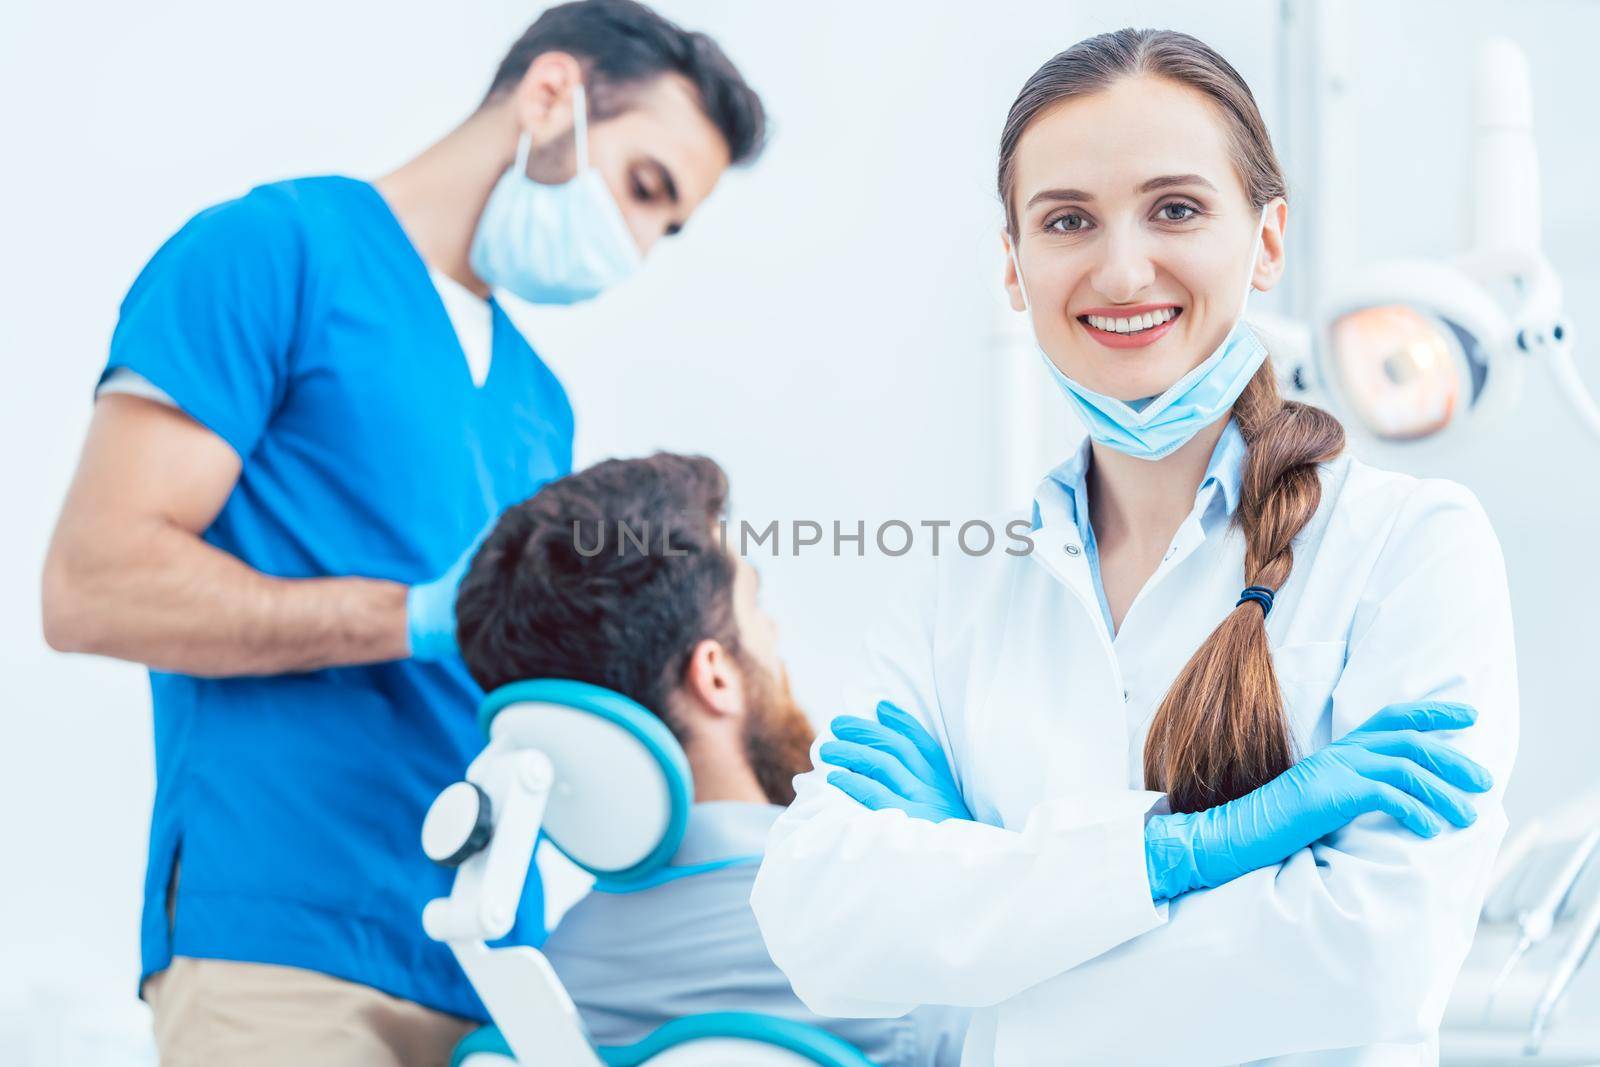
[1085,308,1177,333]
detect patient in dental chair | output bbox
[455,453,967,1066]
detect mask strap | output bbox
[1008,237,1032,312]
[1236,201,1273,320]
[510,129,531,183]
[510,83,589,181]
[572,83,590,173]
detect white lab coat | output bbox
[751,447,1519,1066]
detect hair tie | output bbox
[1236,585,1275,617]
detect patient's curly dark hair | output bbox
[455,453,738,729]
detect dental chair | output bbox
[421,679,875,1067]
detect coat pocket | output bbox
[1270,640,1348,754]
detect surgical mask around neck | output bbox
[470,83,643,305]
[1010,203,1273,462]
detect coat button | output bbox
[1064,544,1081,556]
[1122,689,1130,701]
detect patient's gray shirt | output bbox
[540,801,968,1066]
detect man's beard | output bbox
[740,659,816,806]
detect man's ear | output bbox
[509,50,584,145]
[679,638,747,722]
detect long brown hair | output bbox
[998,29,1347,812]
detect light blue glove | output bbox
[406,520,495,661]
[1145,699,1493,902]
[820,700,973,823]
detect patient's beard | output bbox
[741,660,816,807]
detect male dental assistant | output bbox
[40,2,765,1063]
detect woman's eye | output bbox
[1158,202,1199,222]
[1046,212,1089,233]
[631,175,658,201]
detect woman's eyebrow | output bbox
[1026,187,1095,209]
[1138,173,1217,193]
[1025,173,1217,210]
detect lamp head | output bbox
[1318,259,1520,445]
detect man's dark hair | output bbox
[482,0,766,166]
[457,453,738,725]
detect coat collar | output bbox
[1032,418,1248,537]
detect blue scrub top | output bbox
[103,176,572,1020]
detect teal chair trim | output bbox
[598,1012,877,1067]
[476,678,692,883]
[451,1014,876,1067]
[592,854,762,894]
[450,1024,512,1066]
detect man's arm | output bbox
[42,394,410,676]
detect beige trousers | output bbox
[143,956,478,1067]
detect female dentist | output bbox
[750,29,1519,1066]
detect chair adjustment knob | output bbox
[422,781,493,867]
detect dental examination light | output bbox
[1306,38,1597,445]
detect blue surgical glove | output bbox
[820,700,973,823]
[406,520,494,661]
[1145,699,1493,902]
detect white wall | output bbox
[1,1,1594,1062]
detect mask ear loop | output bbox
[513,129,533,182]
[1237,200,1274,321]
[571,82,590,173]
[1008,236,1032,312]
[511,82,588,183]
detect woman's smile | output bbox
[1076,303,1183,349]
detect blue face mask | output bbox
[1009,204,1272,461]
[470,84,643,305]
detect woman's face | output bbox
[1004,75,1286,402]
